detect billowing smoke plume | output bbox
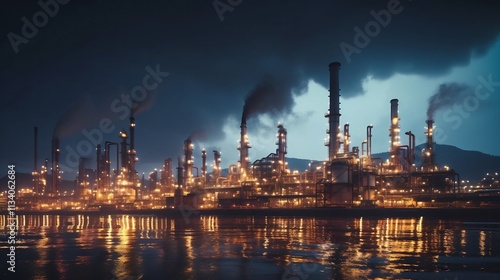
[189,129,207,141]
[242,74,308,123]
[427,82,473,120]
[131,91,157,117]
[53,95,96,138]
[54,91,157,139]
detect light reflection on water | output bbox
[1,215,500,280]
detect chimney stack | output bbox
[183,138,194,186]
[34,127,38,194]
[34,127,38,173]
[424,119,435,167]
[238,114,251,180]
[96,144,101,189]
[201,150,207,186]
[162,158,173,187]
[389,99,400,166]
[51,137,60,194]
[276,124,287,174]
[120,130,128,178]
[129,115,136,176]
[177,157,184,188]
[213,150,221,179]
[326,62,341,161]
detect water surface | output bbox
[1,215,500,279]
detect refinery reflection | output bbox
[1,215,499,279]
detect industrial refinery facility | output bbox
[14,62,500,212]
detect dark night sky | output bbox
[2,0,500,179]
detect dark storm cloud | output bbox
[1,0,500,175]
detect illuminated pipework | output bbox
[276,124,287,174]
[162,158,173,187]
[42,159,49,194]
[78,157,87,197]
[367,125,373,160]
[389,99,400,165]
[104,141,118,188]
[343,124,350,154]
[405,131,416,167]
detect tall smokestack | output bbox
[51,137,60,194]
[426,120,434,151]
[104,141,119,188]
[78,157,87,197]
[34,127,38,172]
[213,150,221,179]
[238,114,251,180]
[423,119,436,167]
[326,62,341,161]
[104,143,111,187]
[120,130,128,178]
[34,127,38,194]
[130,116,135,151]
[276,124,287,174]
[174,157,184,207]
[201,150,207,186]
[96,144,102,189]
[183,138,194,186]
[177,157,184,188]
[163,158,173,187]
[389,99,400,165]
[129,115,136,176]
[367,125,373,160]
[44,159,49,194]
[343,124,350,154]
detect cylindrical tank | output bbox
[330,161,349,183]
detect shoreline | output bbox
[11,207,500,220]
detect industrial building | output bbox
[24,61,481,212]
